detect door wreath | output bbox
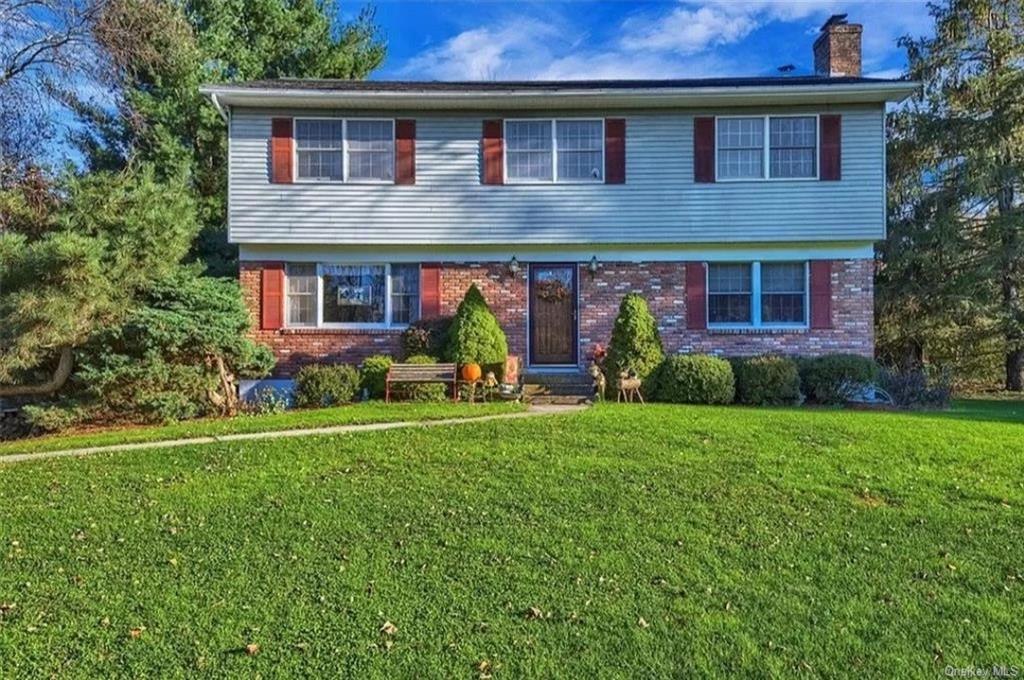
[536,279,570,302]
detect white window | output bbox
[286,263,317,326]
[715,115,818,181]
[506,120,553,181]
[770,117,817,179]
[717,118,764,180]
[292,118,395,182]
[505,119,603,183]
[707,261,807,328]
[556,120,603,181]
[346,120,394,181]
[295,119,343,181]
[285,263,419,328]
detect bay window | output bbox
[707,262,807,327]
[715,115,818,180]
[284,263,420,328]
[505,119,603,183]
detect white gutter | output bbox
[199,81,919,109]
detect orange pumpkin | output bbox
[461,363,482,382]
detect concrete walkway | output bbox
[0,404,586,465]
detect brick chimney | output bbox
[813,14,862,77]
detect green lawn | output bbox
[0,401,525,456]
[1,402,1021,677]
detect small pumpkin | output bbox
[461,363,482,382]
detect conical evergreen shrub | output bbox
[445,284,508,366]
[605,293,665,391]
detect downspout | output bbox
[210,92,228,123]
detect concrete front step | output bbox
[524,371,594,399]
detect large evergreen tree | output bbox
[70,0,386,275]
[880,0,1024,389]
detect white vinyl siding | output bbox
[229,105,884,245]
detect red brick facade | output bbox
[241,258,873,377]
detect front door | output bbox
[529,264,578,366]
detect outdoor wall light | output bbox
[508,256,520,276]
[588,256,599,276]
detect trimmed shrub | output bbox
[360,354,394,399]
[880,366,952,409]
[401,316,453,359]
[446,285,508,366]
[653,354,735,404]
[401,354,447,402]
[606,293,665,393]
[799,354,879,405]
[732,355,802,406]
[293,364,360,408]
[22,403,89,433]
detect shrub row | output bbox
[637,353,883,407]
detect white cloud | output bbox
[396,1,933,82]
[399,19,561,80]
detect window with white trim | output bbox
[707,261,807,327]
[292,118,395,182]
[715,115,818,180]
[285,263,420,328]
[286,263,317,326]
[347,120,394,181]
[295,120,343,181]
[505,119,603,182]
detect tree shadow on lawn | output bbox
[900,398,1024,426]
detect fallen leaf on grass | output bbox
[638,617,650,629]
[380,621,397,636]
[129,627,145,639]
[245,643,260,656]
[477,659,493,678]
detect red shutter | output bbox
[693,117,715,183]
[605,118,626,184]
[261,263,285,330]
[810,260,833,329]
[420,263,441,318]
[685,262,707,329]
[270,118,293,184]
[820,115,841,181]
[482,119,504,185]
[395,119,416,185]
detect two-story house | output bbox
[201,16,915,394]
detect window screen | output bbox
[761,262,806,323]
[286,263,317,326]
[556,120,603,181]
[708,263,753,324]
[506,121,553,181]
[769,117,816,178]
[347,120,394,181]
[717,118,764,179]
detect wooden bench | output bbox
[385,362,458,403]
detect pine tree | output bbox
[882,0,1024,389]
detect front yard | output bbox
[1,402,1021,677]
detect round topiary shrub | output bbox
[732,355,801,406]
[293,364,360,408]
[360,354,393,399]
[446,284,508,368]
[652,354,735,404]
[605,293,665,393]
[799,354,879,405]
[403,354,448,402]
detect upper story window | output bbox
[505,119,603,183]
[295,120,343,182]
[347,120,394,182]
[707,261,807,327]
[293,119,394,182]
[715,115,817,181]
[285,263,419,328]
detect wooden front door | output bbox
[529,264,578,366]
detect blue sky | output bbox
[364,0,935,81]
